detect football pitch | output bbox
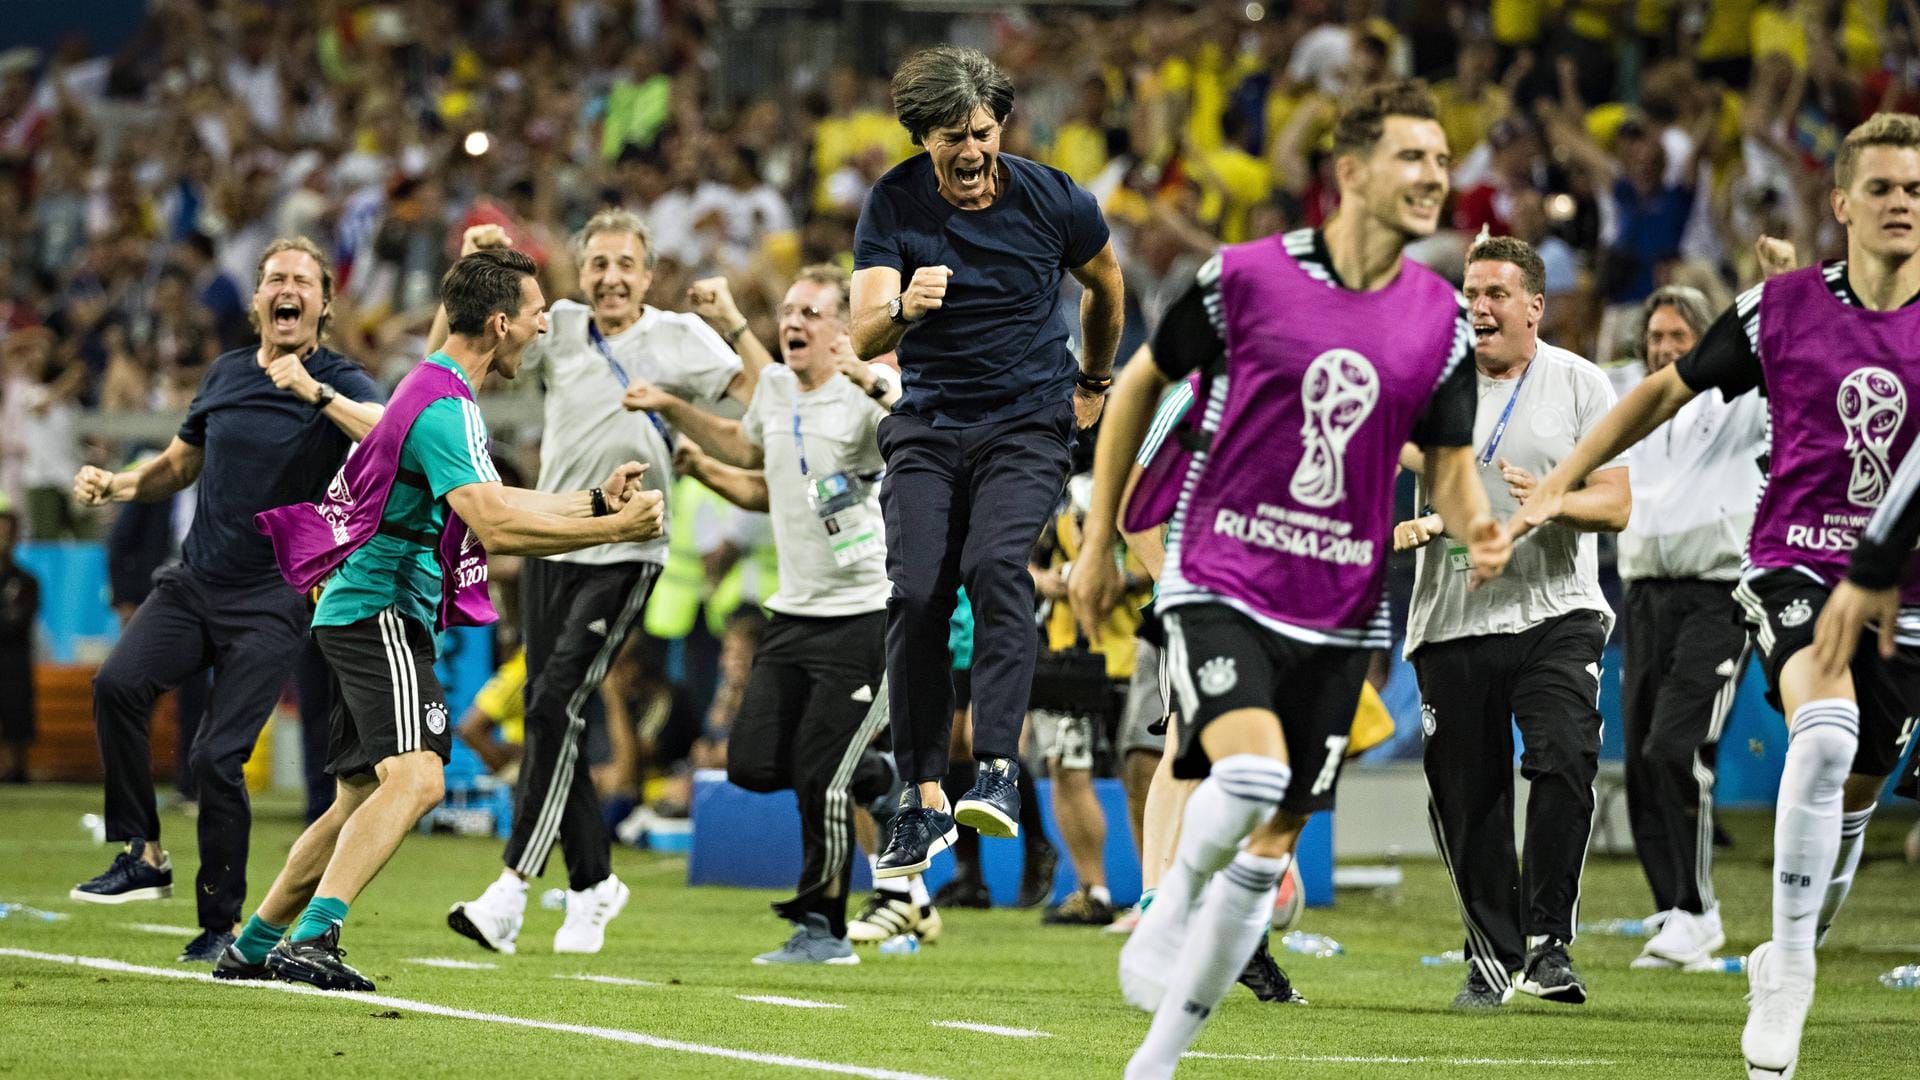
[2,785,1914,1078]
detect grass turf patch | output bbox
[3,785,1915,1078]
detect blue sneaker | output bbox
[751,913,859,966]
[69,840,172,904]
[179,929,234,964]
[955,757,1020,839]
[875,788,956,880]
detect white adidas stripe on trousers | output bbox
[377,608,422,756]
[514,565,660,881]
[811,675,894,900]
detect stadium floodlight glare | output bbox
[465,131,492,157]
[1244,1,1265,19]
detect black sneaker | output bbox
[212,943,273,981]
[179,929,234,964]
[266,925,375,992]
[1516,938,1587,1004]
[1239,935,1308,1004]
[954,757,1020,838]
[1042,888,1115,926]
[1017,840,1059,910]
[1452,965,1512,1009]
[69,840,172,904]
[932,871,992,909]
[874,789,957,879]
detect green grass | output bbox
[2,785,1916,1078]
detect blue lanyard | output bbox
[588,320,671,442]
[1477,359,1533,467]
[792,405,809,477]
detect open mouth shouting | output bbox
[953,158,988,190]
[271,297,303,334]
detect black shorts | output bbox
[315,609,452,777]
[1735,569,1920,778]
[1161,603,1369,812]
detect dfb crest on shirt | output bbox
[424,702,449,735]
[1420,702,1437,737]
[1838,366,1906,507]
[1197,656,1238,697]
[1779,598,1813,629]
[1290,349,1379,508]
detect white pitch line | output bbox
[401,957,498,970]
[123,923,198,936]
[0,948,944,1080]
[1184,1052,1618,1067]
[931,1021,1050,1039]
[556,973,663,988]
[737,994,845,1010]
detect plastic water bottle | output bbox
[0,902,64,921]
[1881,965,1920,989]
[540,888,567,910]
[1690,956,1745,974]
[1420,949,1466,966]
[1577,918,1649,938]
[80,813,106,844]
[879,934,920,956]
[1280,930,1343,957]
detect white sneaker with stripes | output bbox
[554,874,630,954]
[447,874,526,955]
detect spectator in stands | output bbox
[0,498,38,783]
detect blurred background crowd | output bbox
[3,0,1917,819]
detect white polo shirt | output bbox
[522,299,742,566]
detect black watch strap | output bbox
[1074,371,1112,394]
[589,487,610,517]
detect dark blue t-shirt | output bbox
[177,346,383,586]
[854,152,1109,427]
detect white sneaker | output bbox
[553,875,630,954]
[1118,883,1198,1013]
[447,876,526,955]
[1636,907,1726,969]
[1743,941,1813,1080]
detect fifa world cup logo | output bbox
[1838,367,1906,508]
[1290,348,1380,508]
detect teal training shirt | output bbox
[313,353,500,631]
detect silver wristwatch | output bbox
[313,382,338,406]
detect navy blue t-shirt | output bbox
[177,346,383,586]
[854,152,1109,427]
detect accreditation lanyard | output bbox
[588,320,671,442]
[792,404,810,477]
[1477,360,1533,468]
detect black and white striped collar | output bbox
[1821,259,1920,309]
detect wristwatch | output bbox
[887,295,908,325]
[866,373,891,400]
[312,382,338,407]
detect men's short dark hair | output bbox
[890,46,1016,147]
[443,249,538,337]
[1466,234,1547,297]
[1331,79,1440,160]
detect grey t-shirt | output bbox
[741,364,891,617]
[523,300,742,566]
[1405,341,1626,653]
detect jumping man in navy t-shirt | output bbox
[850,45,1125,879]
[68,238,384,966]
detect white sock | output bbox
[496,868,528,894]
[1153,755,1292,929]
[1129,851,1284,1076]
[872,855,910,897]
[908,874,931,909]
[1817,802,1875,946]
[1771,699,1857,976]
[1090,885,1112,906]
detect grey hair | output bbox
[572,207,656,271]
[1641,284,1714,342]
[890,46,1016,146]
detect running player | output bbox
[1517,112,1920,1080]
[1070,80,1508,1077]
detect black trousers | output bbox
[1414,610,1606,986]
[1621,579,1749,915]
[877,400,1074,782]
[295,636,336,823]
[504,558,658,892]
[92,565,308,930]
[727,611,892,924]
